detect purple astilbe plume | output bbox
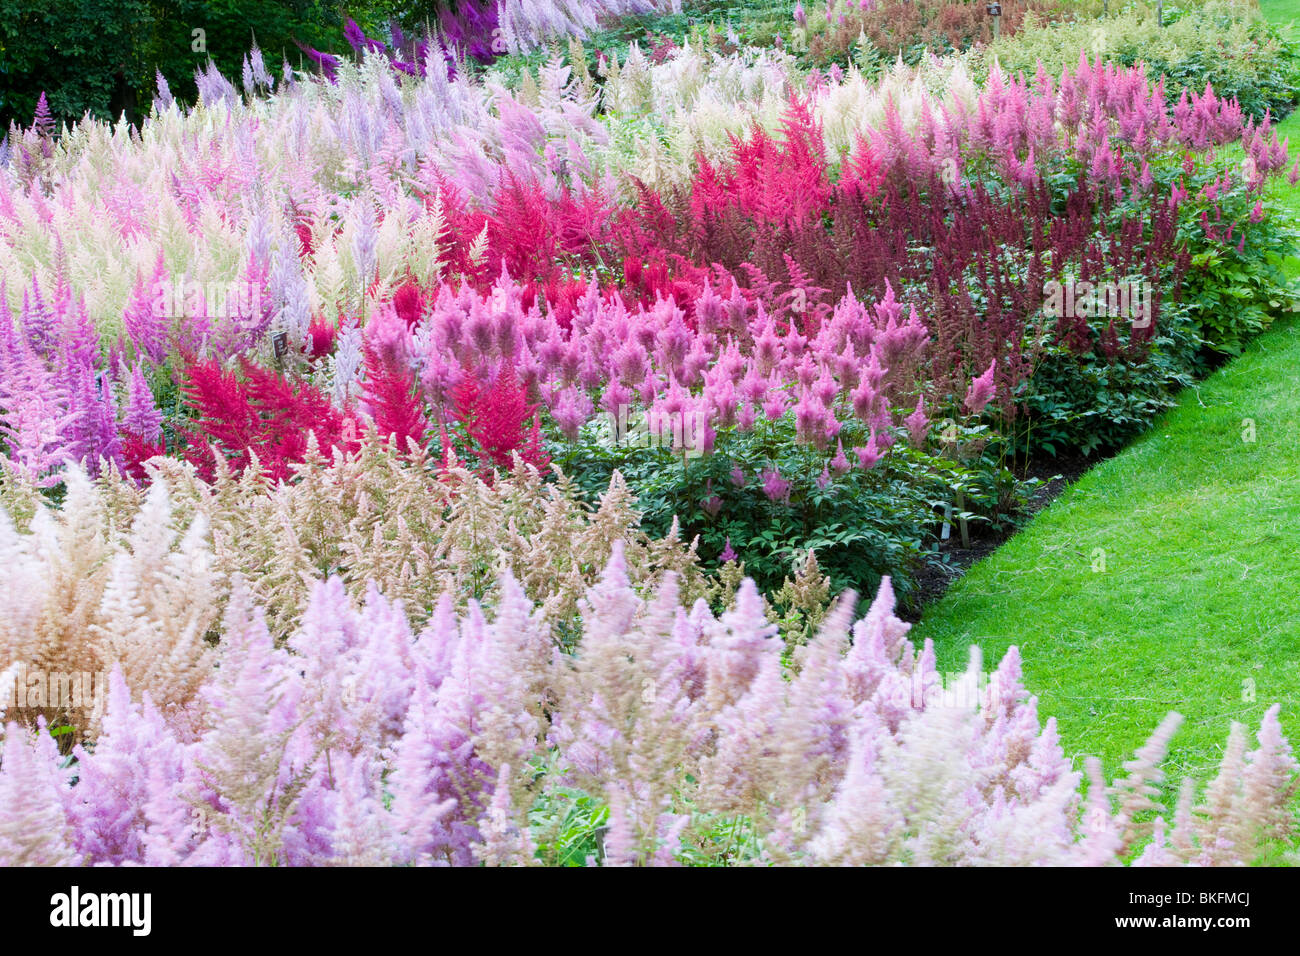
[316,749,396,866]
[32,92,55,138]
[19,276,56,359]
[120,361,163,443]
[57,353,122,477]
[152,71,175,112]
[390,571,550,865]
[0,339,78,486]
[124,258,171,364]
[287,576,377,752]
[387,676,472,864]
[294,42,342,83]
[248,47,273,90]
[474,762,536,866]
[343,19,387,57]
[194,61,240,108]
[66,668,186,865]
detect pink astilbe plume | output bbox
[963,360,997,415]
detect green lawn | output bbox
[914,0,1300,784]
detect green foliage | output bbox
[985,1,1300,121]
[0,0,351,129]
[550,406,1025,604]
[1017,306,1201,456]
[529,785,609,866]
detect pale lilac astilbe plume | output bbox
[0,719,79,865]
[66,667,187,865]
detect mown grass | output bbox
[915,0,1300,788]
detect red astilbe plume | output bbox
[177,358,359,483]
[360,334,427,454]
[480,174,615,289]
[449,364,549,480]
[120,433,166,484]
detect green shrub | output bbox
[983,1,1300,121]
[549,404,1026,604]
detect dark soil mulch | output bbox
[897,450,1105,622]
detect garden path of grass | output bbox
[914,0,1300,783]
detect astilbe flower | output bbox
[120,362,163,443]
[360,315,427,453]
[450,365,550,476]
[761,466,791,503]
[963,360,997,415]
[65,668,185,865]
[178,358,360,482]
[0,550,1296,866]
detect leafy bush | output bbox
[799,0,1091,70]
[984,1,1300,121]
[552,401,1024,603]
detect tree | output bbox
[0,1,354,129]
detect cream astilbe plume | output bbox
[92,480,220,730]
